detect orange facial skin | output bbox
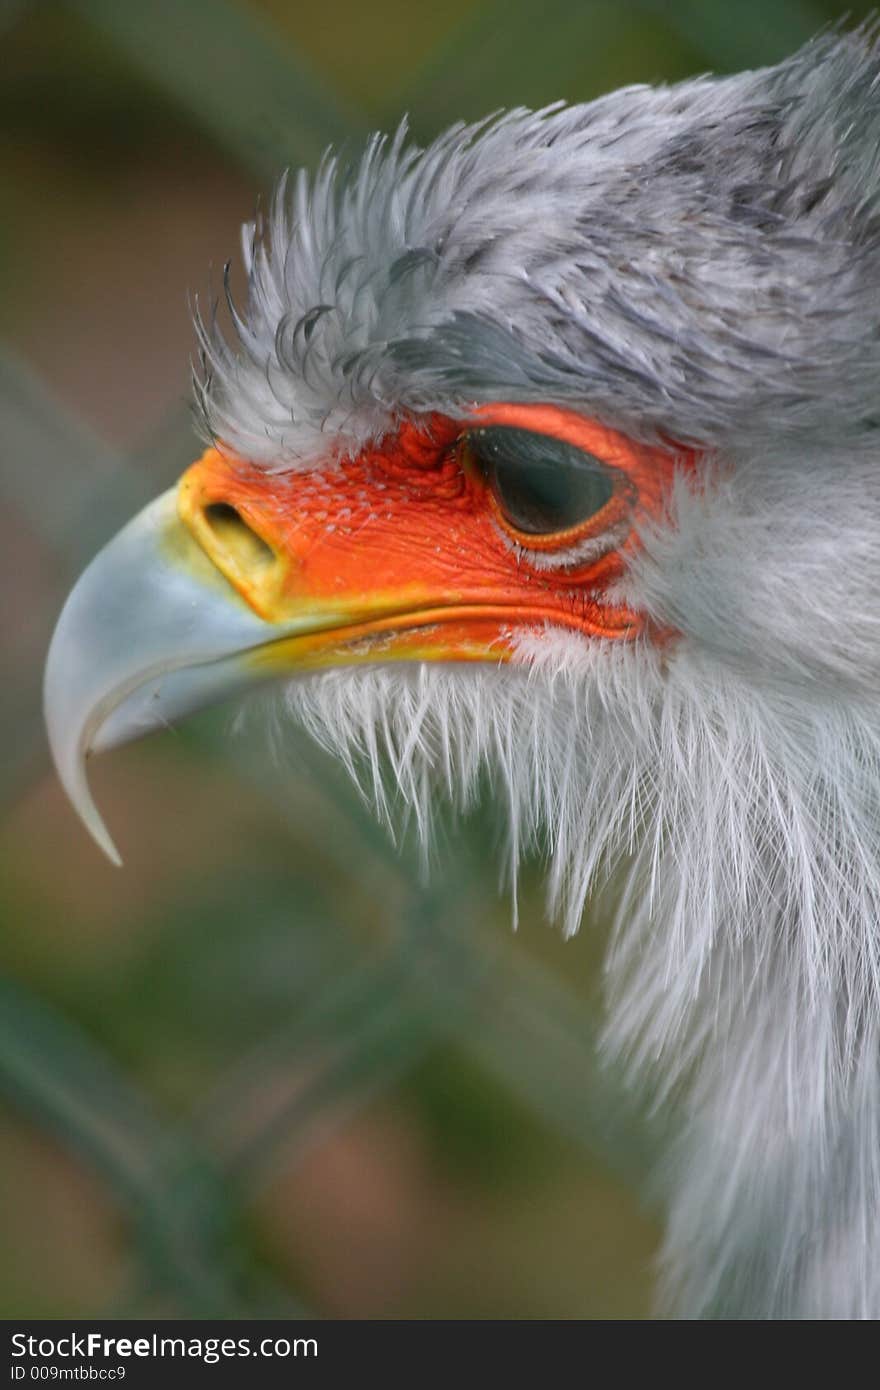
[178,403,695,670]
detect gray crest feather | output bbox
[197,27,880,464]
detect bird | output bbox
[43,28,880,1318]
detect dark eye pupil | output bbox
[491,456,613,534]
[467,426,614,535]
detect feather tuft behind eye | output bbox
[465,425,615,535]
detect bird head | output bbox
[45,32,880,955]
[41,28,880,1320]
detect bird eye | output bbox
[465,425,615,535]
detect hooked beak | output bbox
[43,488,290,864]
[43,444,515,864]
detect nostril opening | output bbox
[204,502,275,570]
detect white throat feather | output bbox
[278,627,880,1317]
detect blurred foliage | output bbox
[0,0,870,1319]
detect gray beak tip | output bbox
[82,784,124,867]
[44,671,124,868]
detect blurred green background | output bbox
[0,0,869,1320]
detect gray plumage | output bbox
[199,28,880,464]
[197,28,880,1318]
